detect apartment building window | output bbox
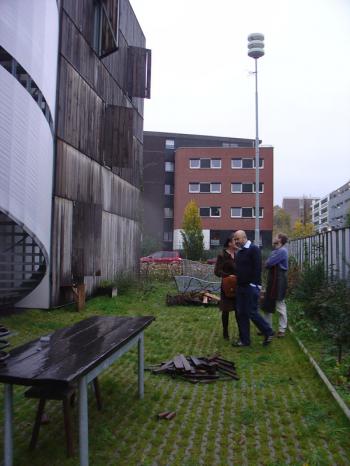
[321,207,327,215]
[231,158,264,169]
[230,207,264,218]
[165,161,174,172]
[231,183,264,193]
[199,207,221,217]
[164,207,173,218]
[189,158,222,169]
[165,139,175,149]
[189,183,221,193]
[321,198,328,205]
[211,159,221,169]
[222,142,238,147]
[164,184,174,195]
[164,231,173,242]
[190,159,200,169]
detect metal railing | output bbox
[288,227,350,279]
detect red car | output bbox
[140,251,182,264]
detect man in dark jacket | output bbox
[233,230,274,346]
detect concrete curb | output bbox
[289,325,350,423]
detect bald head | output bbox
[233,230,247,248]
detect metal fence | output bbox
[288,227,350,280]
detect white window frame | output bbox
[165,161,174,172]
[189,183,200,193]
[231,207,242,218]
[231,183,242,193]
[164,184,173,195]
[199,207,210,217]
[164,207,173,218]
[241,207,254,218]
[253,207,264,218]
[231,159,242,169]
[210,183,221,193]
[165,139,175,149]
[189,159,200,169]
[210,159,222,169]
[210,207,221,217]
[199,207,221,217]
[231,158,264,169]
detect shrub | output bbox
[292,260,326,306]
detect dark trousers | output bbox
[236,285,273,345]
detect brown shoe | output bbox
[277,331,285,338]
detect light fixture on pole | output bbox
[248,32,264,246]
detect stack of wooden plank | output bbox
[150,354,239,383]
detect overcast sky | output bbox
[130,0,350,205]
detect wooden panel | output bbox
[101,211,140,278]
[103,105,133,169]
[127,46,151,99]
[51,197,73,304]
[72,202,102,278]
[55,141,102,204]
[57,58,103,163]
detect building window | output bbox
[210,183,221,193]
[165,139,175,149]
[230,207,264,218]
[189,183,221,193]
[190,159,200,169]
[231,207,242,218]
[321,197,328,205]
[189,183,200,193]
[231,183,264,193]
[93,0,119,58]
[231,158,264,169]
[164,231,173,242]
[164,184,174,195]
[210,207,221,217]
[222,142,238,147]
[199,207,221,217]
[165,161,174,172]
[189,158,222,169]
[211,159,221,169]
[164,208,173,218]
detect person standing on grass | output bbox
[233,230,274,347]
[214,233,239,340]
[261,233,289,337]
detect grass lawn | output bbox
[0,281,350,466]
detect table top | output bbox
[0,315,154,387]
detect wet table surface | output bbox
[0,315,155,387]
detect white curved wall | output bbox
[0,0,59,116]
[0,0,59,308]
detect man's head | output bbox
[233,230,247,248]
[273,233,288,248]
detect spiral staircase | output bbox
[0,212,47,308]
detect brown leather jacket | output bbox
[214,250,236,312]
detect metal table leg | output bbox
[79,376,89,466]
[138,333,144,399]
[4,384,13,466]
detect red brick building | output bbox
[173,146,274,249]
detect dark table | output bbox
[0,315,155,466]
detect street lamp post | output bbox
[248,33,264,246]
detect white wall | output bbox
[0,0,59,308]
[173,229,210,251]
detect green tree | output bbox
[273,205,291,236]
[181,200,204,260]
[290,219,315,239]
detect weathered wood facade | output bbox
[51,0,150,305]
